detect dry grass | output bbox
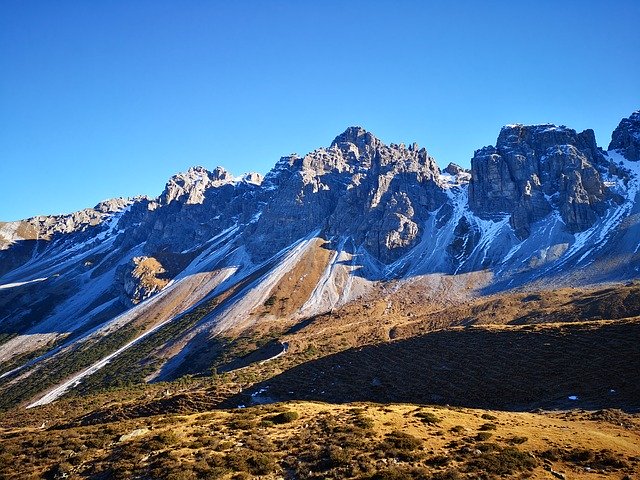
[0,400,637,479]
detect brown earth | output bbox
[0,399,638,479]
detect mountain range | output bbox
[0,109,639,410]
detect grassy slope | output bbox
[1,281,640,478]
[0,399,638,479]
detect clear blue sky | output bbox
[1,1,638,221]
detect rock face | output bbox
[244,127,446,263]
[444,163,468,176]
[469,124,612,237]
[131,167,264,254]
[609,110,640,161]
[117,256,170,305]
[2,111,640,404]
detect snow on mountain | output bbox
[1,110,639,407]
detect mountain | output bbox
[0,110,639,410]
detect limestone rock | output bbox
[159,166,235,205]
[444,163,467,176]
[117,256,170,305]
[609,110,640,161]
[469,124,611,237]
[244,126,446,264]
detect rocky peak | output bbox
[609,110,640,161]
[444,163,467,176]
[160,166,236,205]
[93,197,135,213]
[470,122,611,237]
[239,172,263,185]
[262,154,302,191]
[209,166,233,183]
[330,126,381,160]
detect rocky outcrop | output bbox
[137,166,264,253]
[20,197,133,240]
[244,127,446,263]
[117,256,170,305]
[609,110,640,161]
[161,166,240,205]
[469,124,612,237]
[444,163,467,176]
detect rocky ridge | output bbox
[0,110,639,408]
[469,124,615,237]
[609,109,640,161]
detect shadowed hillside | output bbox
[225,320,640,412]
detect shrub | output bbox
[415,411,441,424]
[539,448,561,461]
[228,418,257,430]
[431,470,461,480]
[565,448,628,469]
[226,450,276,475]
[475,432,493,441]
[317,445,352,470]
[166,470,197,480]
[246,452,276,475]
[353,415,375,429]
[266,411,299,424]
[507,436,528,444]
[382,431,422,451]
[156,430,180,446]
[366,466,431,480]
[425,454,450,466]
[479,423,497,431]
[467,446,537,475]
[45,462,74,480]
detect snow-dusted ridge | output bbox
[1,112,640,408]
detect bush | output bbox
[247,452,277,475]
[479,423,497,431]
[507,436,528,444]
[425,454,450,467]
[166,470,197,480]
[353,415,375,429]
[317,445,352,470]
[366,466,431,480]
[475,432,493,441]
[266,411,299,424]
[382,431,422,451]
[565,448,628,469]
[415,411,441,424]
[431,470,461,480]
[228,418,257,430]
[45,462,73,480]
[156,430,180,446]
[467,446,537,475]
[226,450,276,475]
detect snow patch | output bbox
[0,277,48,290]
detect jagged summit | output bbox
[330,126,381,157]
[330,125,373,145]
[470,119,610,237]
[159,165,264,206]
[609,110,640,161]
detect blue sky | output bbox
[1,1,638,221]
